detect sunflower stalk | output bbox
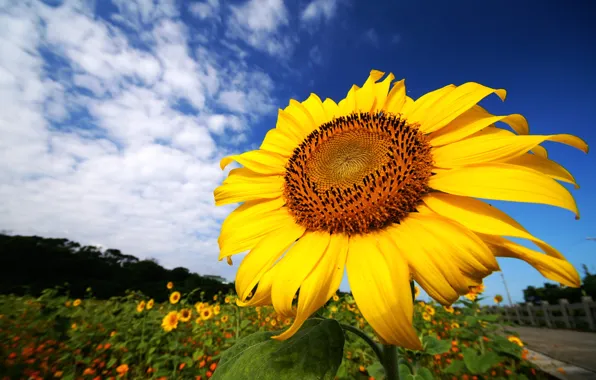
[381,344,400,380]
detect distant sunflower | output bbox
[162,311,179,332]
[136,301,146,313]
[167,282,174,290]
[147,299,154,310]
[200,307,214,321]
[451,322,460,329]
[494,294,503,304]
[169,292,181,305]
[414,285,420,299]
[195,302,205,312]
[178,308,192,322]
[508,336,524,347]
[221,315,229,323]
[443,305,454,314]
[422,312,431,322]
[213,304,221,315]
[214,70,587,349]
[73,299,82,307]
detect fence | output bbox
[484,296,596,331]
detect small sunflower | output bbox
[422,312,431,321]
[332,294,339,302]
[195,302,205,312]
[414,285,420,299]
[169,291,181,304]
[494,294,503,304]
[73,299,82,307]
[167,281,174,290]
[178,308,192,322]
[215,70,586,349]
[162,311,179,332]
[65,300,71,307]
[225,296,231,304]
[508,336,524,347]
[451,322,460,329]
[221,315,229,323]
[424,305,436,316]
[330,306,338,313]
[271,319,277,327]
[443,305,454,313]
[465,292,478,301]
[200,307,214,321]
[136,301,146,313]
[147,299,154,310]
[213,304,221,315]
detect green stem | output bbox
[382,344,400,380]
[339,323,383,363]
[235,306,240,340]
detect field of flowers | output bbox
[0,283,547,380]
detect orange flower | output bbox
[116,364,129,375]
[167,281,174,289]
[179,363,186,370]
[82,368,95,375]
[209,363,217,371]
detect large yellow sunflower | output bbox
[213,70,587,350]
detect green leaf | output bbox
[182,357,194,367]
[422,335,451,355]
[462,348,501,374]
[415,367,435,380]
[366,362,385,379]
[240,320,251,329]
[479,314,499,322]
[443,360,465,374]
[211,319,344,380]
[491,336,522,359]
[399,363,412,378]
[107,357,117,369]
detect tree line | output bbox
[0,234,233,302]
[523,264,596,304]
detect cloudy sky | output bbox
[1,0,595,303]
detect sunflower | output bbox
[450,322,460,329]
[214,70,586,349]
[443,305,454,313]
[414,285,420,299]
[225,296,231,304]
[73,299,82,307]
[169,291,181,304]
[162,311,179,332]
[508,336,524,347]
[422,312,431,322]
[332,294,340,302]
[167,281,174,290]
[147,299,154,310]
[465,292,478,301]
[221,315,229,323]
[195,302,205,312]
[200,307,214,321]
[213,304,221,315]
[494,294,503,304]
[178,308,192,322]
[424,305,436,316]
[136,301,146,313]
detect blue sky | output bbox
[0,0,594,305]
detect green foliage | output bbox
[0,234,232,301]
[421,335,451,355]
[462,348,501,374]
[212,319,344,380]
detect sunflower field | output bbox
[0,283,548,380]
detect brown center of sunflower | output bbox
[284,112,433,234]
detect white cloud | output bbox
[301,0,339,24]
[0,0,279,278]
[226,0,294,57]
[363,28,379,48]
[189,0,220,20]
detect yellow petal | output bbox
[220,150,287,174]
[286,99,316,136]
[271,231,330,318]
[505,153,577,187]
[214,168,284,206]
[322,98,341,120]
[260,128,299,157]
[412,212,498,276]
[371,72,395,112]
[338,85,358,115]
[383,222,461,305]
[401,84,456,125]
[531,144,548,158]
[273,233,348,340]
[481,234,580,287]
[235,224,305,301]
[302,93,328,127]
[422,193,565,259]
[355,70,385,113]
[429,106,529,147]
[383,79,406,114]
[236,264,280,307]
[433,133,588,168]
[429,163,579,218]
[347,233,422,349]
[218,201,289,259]
[410,83,507,134]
